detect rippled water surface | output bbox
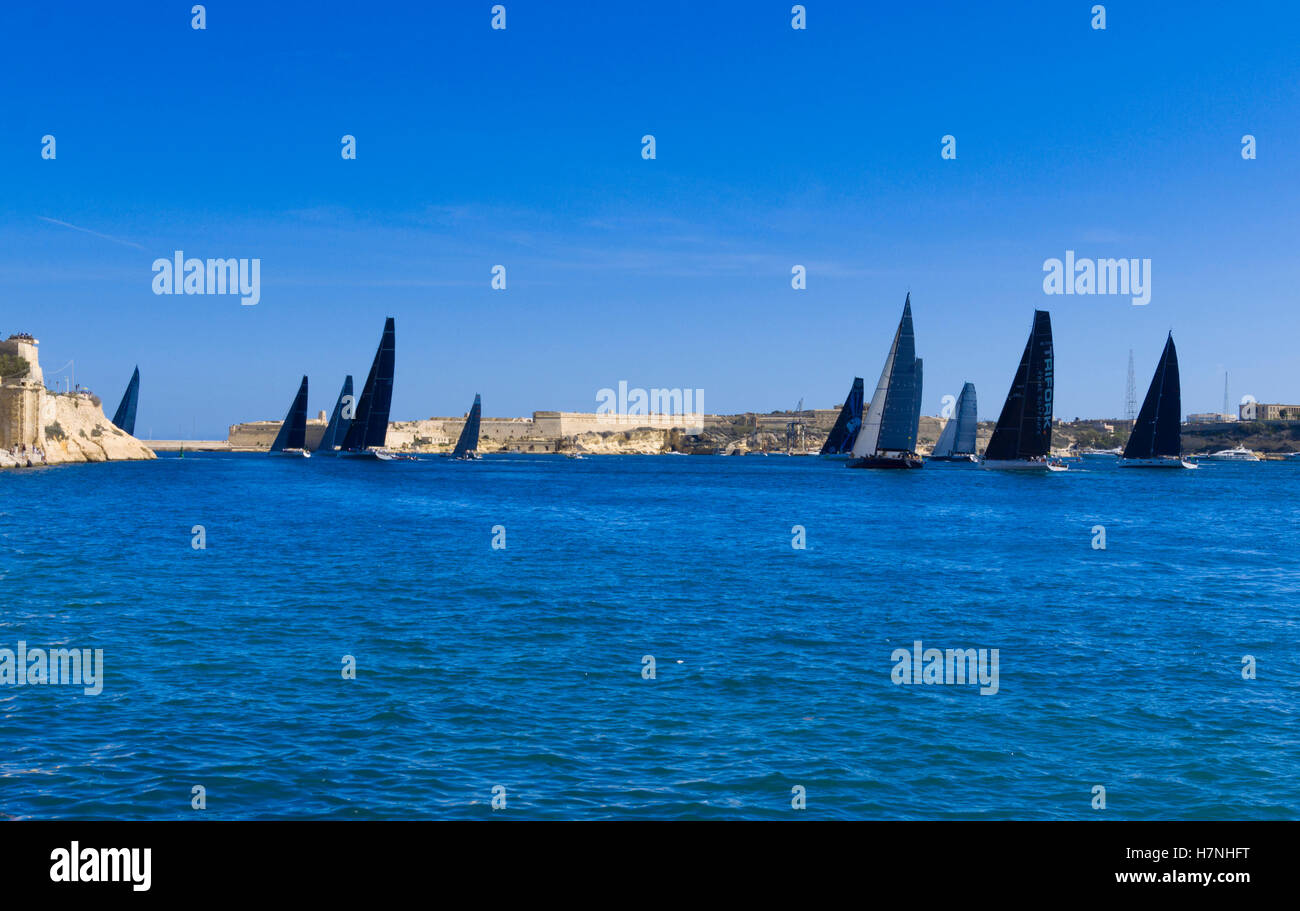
[1,454,1297,819]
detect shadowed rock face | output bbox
[2,391,155,468]
[40,393,156,465]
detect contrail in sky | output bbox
[37,215,147,250]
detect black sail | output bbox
[111,366,140,436]
[820,377,864,455]
[1123,332,1182,459]
[341,317,396,451]
[452,393,482,456]
[985,310,1054,460]
[270,375,309,452]
[910,358,923,453]
[316,375,353,452]
[875,296,919,452]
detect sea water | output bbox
[1,454,1296,819]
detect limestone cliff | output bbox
[39,393,156,465]
[1,332,154,468]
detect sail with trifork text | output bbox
[984,310,1054,461]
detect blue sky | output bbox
[1,1,1296,437]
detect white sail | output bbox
[851,329,898,458]
[931,408,958,457]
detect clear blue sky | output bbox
[1,1,1296,438]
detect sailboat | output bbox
[338,317,397,461]
[929,382,978,462]
[1119,333,1195,469]
[449,393,483,460]
[981,310,1066,471]
[847,294,923,469]
[110,366,140,436]
[269,376,311,458]
[819,377,864,459]
[314,375,354,454]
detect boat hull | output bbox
[337,448,396,461]
[847,454,923,470]
[1118,457,1197,469]
[926,453,977,463]
[981,459,1068,471]
[269,449,311,458]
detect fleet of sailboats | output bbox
[234,304,1254,469]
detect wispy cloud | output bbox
[37,216,147,251]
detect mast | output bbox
[1125,349,1137,421]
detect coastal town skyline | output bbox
[2,1,1297,438]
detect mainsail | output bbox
[820,377,865,455]
[316,375,354,452]
[984,311,1054,461]
[932,382,978,457]
[270,376,309,452]
[1123,332,1181,459]
[452,393,482,457]
[851,295,920,457]
[111,366,140,436]
[340,317,396,452]
[911,358,923,452]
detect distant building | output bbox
[1188,412,1237,424]
[1240,403,1300,421]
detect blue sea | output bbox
[1,454,1297,820]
